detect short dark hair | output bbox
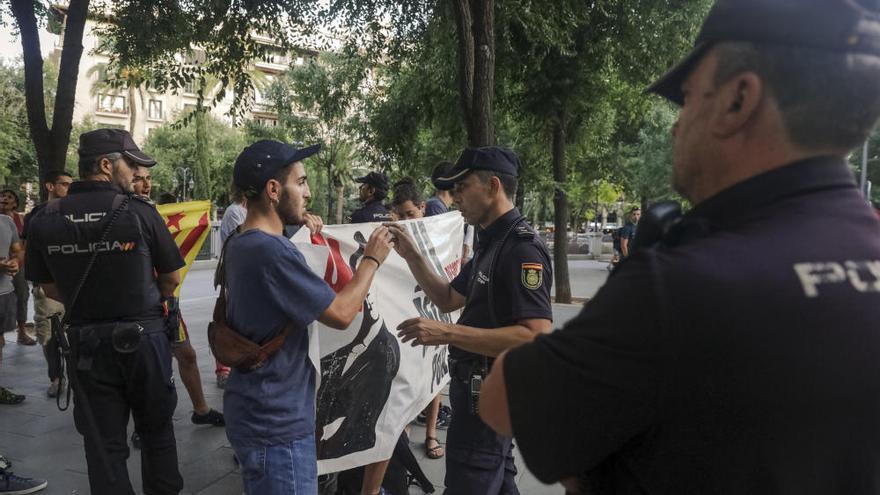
[472,170,518,200]
[0,189,19,207]
[44,170,72,185]
[391,177,424,207]
[78,152,122,179]
[713,42,880,151]
[157,192,178,205]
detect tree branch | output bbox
[450,0,475,143]
[10,0,51,168]
[52,0,92,159]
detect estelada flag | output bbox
[157,200,212,297]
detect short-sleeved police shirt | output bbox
[504,156,880,494]
[25,181,184,319]
[449,208,553,361]
[350,199,392,224]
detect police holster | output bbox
[208,229,292,372]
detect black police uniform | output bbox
[26,180,185,494]
[446,207,553,495]
[350,199,392,224]
[503,157,880,493]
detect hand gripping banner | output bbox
[290,212,464,474]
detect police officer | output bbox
[350,171,392,223]
[386,146,553,495]
[479,1,880,494]
[26,129,185,494]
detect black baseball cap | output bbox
[78,128,156,166]
[233,140,321,195]
[355,171,389,192]
[430,161,455,191]
[433,146,521,189]
[648,0,880,105]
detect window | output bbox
[148,99,163,120]
[183,79,198,95]
[255,117,278,127]
[97,94,127,114]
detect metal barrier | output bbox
[196,221,222,260]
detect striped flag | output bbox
[157,200,212,297]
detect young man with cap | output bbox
[351,171,392,223]
[25,128,185,494]
[222,140,393,494]
[385,146,552,495]
[425,161,455,216]
[479,1,880,494]
[21,170,73,398]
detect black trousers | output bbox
[444,377,518,495]
[71,324,183,495]
[43,336,61,381]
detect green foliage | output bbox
[143,113,247,205]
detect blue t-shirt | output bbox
[424,196,448,217]
[223,229,336,446]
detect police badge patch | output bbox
[521,263,543,290]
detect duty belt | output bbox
[70,318,166,370]
[449,357,493,381]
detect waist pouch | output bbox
[207,319,290,373]
[208,288,292,373]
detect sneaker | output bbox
[414,411,428,426]
[0,388,24,405]
[131,431,142,450]
[45,379,63,399]
[0,470,47,494]
[192,409,225,427]
[216,372,229,389]
[15,335,36,346]
[436,407,451,430]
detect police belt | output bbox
[449,357,494,382]
[70,318,166,369]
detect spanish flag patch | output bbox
[521,263,544,290]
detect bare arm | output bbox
[10,240,23,266]
[621,237,630,258]
[156,270,180,298]
[318,226,393,329]
[397,317,551,358]
[385,223,466,312]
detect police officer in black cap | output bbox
[350,171,392,223]
[479,1,880,494]
[386,146,552,495]
[26,129,185,494]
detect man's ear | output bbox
[713,72,763,138]
[265,179,280,202]
[99,157,114,176]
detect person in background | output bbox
[21,171,74,397]
[351,172,392,224]
[425,162,455,217]
[0,189,33,346]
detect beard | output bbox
[276,187,304,226]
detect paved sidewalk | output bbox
[0,261,609,494]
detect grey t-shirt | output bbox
[220,202,247,244]
[0,215,19,295]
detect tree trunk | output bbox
[327,162,334,221]
[129,85,137,136]
[450,0,495,147]
[552,116,571,304]
[335,184,345,224]
[12,0,90,197]
[194,110,210,200]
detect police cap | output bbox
[355,172,389,192]
[233,140,320,196]
[648,0,880,105]
[434,146,521,189]
[79,128,157,166]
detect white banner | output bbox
[291,212,465,474]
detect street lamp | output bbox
[172,167,194,201]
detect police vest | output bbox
[34,194,161,323]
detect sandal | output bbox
[425,436,444,459]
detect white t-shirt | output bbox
[0,215,19,295]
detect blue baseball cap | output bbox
[433,146,521,189]
[233,140,320,196]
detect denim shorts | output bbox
[232,434,318,495]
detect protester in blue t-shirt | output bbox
[619,207,641,259]
[223,140,393,495]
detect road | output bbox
[0,260,609,494]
